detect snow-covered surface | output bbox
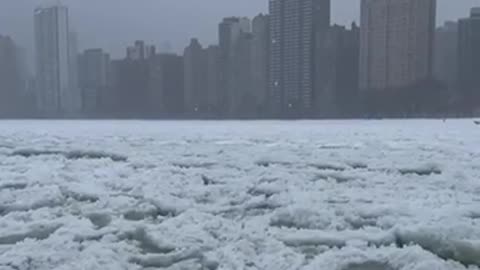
[0,120,479,270]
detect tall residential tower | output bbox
[35,4,80,115]
[218,17,251,115]
[269,0,331,116]
[434,21,458,92]
[252,14,270,115]
[458,8,480,111]
[183,38,208,113]
[359,0,436,91]
[0,35,24,115]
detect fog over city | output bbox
[1,0,480,118]
[0,0,476,61]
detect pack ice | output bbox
[0,120,479,270]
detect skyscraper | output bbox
[269,0,331,116]
[206,45,221,114]
[148,54,184,115]
[458,8,480,112]
[252,14,270,116]
[218,17,251,115]
[232,32,256,116]
[183,38,208,114]
[434,21,458,92]
[0,35,23,116]
[34,4,80,115]
[69,31,80,112]
[111,55,149,116]
[359,0,436,92]
[317,23,360,117]
[78,49,110,114]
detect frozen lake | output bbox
[0,120,479,270]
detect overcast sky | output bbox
[0,0,478,68]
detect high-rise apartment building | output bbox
[110,58,149,116]
[434,21,458,92]
[0,35,23,116]
[269,0,331,116]
[218,17,251,115]
[35,4,80,115]
[148,54,184,115]
[252,14,270,115]
[231,32,256,115]
[458,8,480,111]
[317,23,360,117]
[183,38,208,113]
[206,45,221,114]
[78,49,110,114]
[359,0,436,91]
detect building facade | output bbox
[148,54,184,115]
[359,0,436,91]
[269,0,331,116]
[218,17,251,115]
[110,58,150,116]
[231,32,256,116]
[78,49,110,114]
[458,8,480,112]
[317,23,360,117]
[252,14,270,116]
[206,45,221,114]
[69,31,80,112]
[35,4,80,115]
[434,21,458,92]
[183,39,208,113]
[0,35,23,116]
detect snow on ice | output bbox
[0,120,480,270]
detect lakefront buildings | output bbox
[1,0,479,118]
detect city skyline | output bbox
[0,0,477,69]
[1,0,480,118]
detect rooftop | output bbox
[34,0,67,13]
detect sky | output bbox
[0,0,478,70]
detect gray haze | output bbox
[0,0,477,72]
